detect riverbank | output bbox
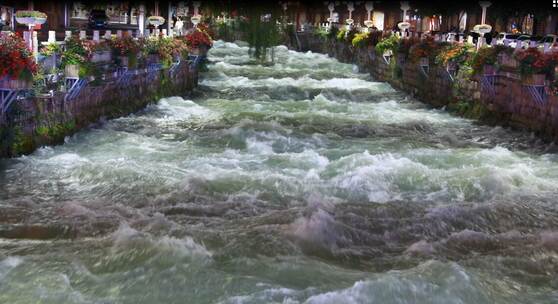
[291,32,558,143]
[0,61,199,158]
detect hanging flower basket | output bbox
[191,15,202,26]
[15,10,47,26]
[147,16,165,27]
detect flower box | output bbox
[523,74,546,86]
[499,52,518,69]
[91,51,111,63]
[0,78,32,89]
[117,55,129,67]
[65,64,80,78]
[189,45,209,56]
[146,54,160,65]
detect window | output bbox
[0,6,14,30]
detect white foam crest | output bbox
[155,96,218,122]
[111,223,212,259]
[0,257,23,280]
[304,261,489,304]
[202,75,391,92]
[288,209,341,251]
[329,151,426,203]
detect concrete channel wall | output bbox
[293,32,558,143]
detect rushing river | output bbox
[1,41,558,303]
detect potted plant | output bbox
[408,37,441,63]
[184,29,213,56]
[514,47,556,85]
[141,36,162,64]
[435,43,473,76]
[109,35,140,68]
[39,42,61,72]
[375,34,399,64]
[0,33,37,89]
[60,36,94,78]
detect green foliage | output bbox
[375,35,399,55]
[35,120,76,141]
[352,32,369,47]
[336,28,347,41]
[327,27,339,40]
[314,27,329,40]
[39,43,61,57]
[238,6,281,63]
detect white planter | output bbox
[15,17,36,25]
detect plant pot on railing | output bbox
[64,64,80,78]
[40,54,57,72]
[189,44,209,56]
[522,74,546,86]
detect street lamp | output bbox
[364,1,374,29]
[191,1,201,27]
[474,1,492,48]
[325,2,335,28]
[15,10,47,56]
[398,1,411,38]
[345,2,354,29]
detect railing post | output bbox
[79,30,86,40]
[65,30,72,40]
[23,31,31,49]
[48,31,56,43]
[105,30,112,39]
[93,30,100,41]
[116,30,122,38]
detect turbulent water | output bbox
[2,41,558,303]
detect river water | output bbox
[1,41,558,303]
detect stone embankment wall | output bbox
[295,32,558,142]
[0,62,198,157]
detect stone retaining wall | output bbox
[0,62,198,157]
[295,32,558,142]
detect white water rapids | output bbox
[1,41,558,303]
